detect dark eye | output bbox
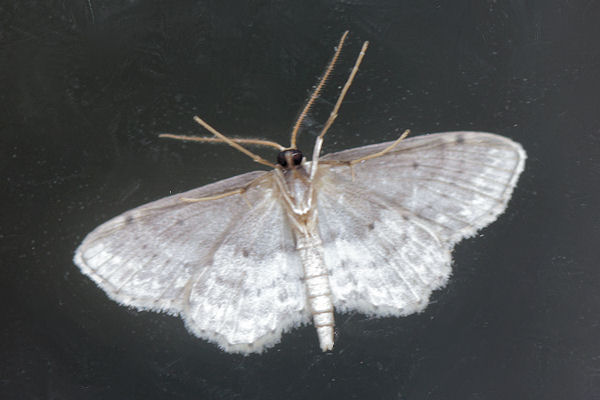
[277,149,303,167]
[291,151,303,165]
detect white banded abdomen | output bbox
[296,235,334,351]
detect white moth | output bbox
[74,32,526,354]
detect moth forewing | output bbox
[319,131,526,245]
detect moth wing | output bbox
[74,170,309,354]
[316,176,451,315]
[320,131,526,245]
[315,131,525,314]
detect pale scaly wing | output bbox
[320,132,526,245]
[316,176,451,315]
[74,170,309,354]
[316,131,525,314]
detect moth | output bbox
[74,32,526,354]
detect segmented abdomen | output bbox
[296,235,334,351]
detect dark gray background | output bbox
[2,1,599,399]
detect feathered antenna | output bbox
[289,31,349,149]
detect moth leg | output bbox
[317,159,357,181]
[180,175,266,208]
[348,129,411,165]
[161,117,278,168]
[160,134,284,151]
[180,188,246,202]
[319,129,409,180]
[181,188,256,209]
[192,116,278,168]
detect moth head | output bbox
[277,149,303,169]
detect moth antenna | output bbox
[318,40,369,142]
[190,116,277,168]
[289,31,349,149]
[159,134,285,151]
[310,40,368,178]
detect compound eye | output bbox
[277,149,303,168]
[291,150,303,166]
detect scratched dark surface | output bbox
[2,1,599,399]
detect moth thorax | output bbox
[277,149,303,168]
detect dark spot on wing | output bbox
[456,134,465,144]
[412,161,419,169]
[242,249,249,257]
[348,272,358,285]
[141,244,148,250]
[367,222,375,231]
[402,215,410,221]
[125,215,134,225]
